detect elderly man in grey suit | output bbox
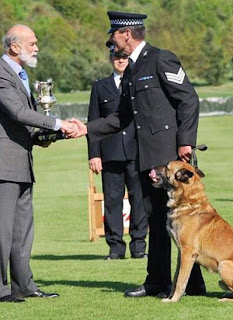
[0,24,77,303]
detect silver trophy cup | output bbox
[33,78,64,142]
[34,78,57,116]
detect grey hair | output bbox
[2,24,31,53]
[118,25,146,40]
[2,34,18,52]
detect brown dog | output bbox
[151,160,233,302]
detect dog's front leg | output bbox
[163,248,195,303]
[167,249,181,299]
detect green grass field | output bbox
[54,82,233,104]
[1,116,233,320]
[56,91,91,104]
[195,82,233,99]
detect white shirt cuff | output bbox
[54,118,61,131]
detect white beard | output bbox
[19,49,37,67]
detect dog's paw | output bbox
[218,298,233,302]
[162,298,173,303]
[218,291,233,302]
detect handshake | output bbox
[60,118,88,139]
[34,118,87,147]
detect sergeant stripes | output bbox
[165,67,185,84]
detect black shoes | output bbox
[131,252,148,259]
[25,289,59,298]
[104,252,147,260]
[124,284,169,298]
[124,284,206,298]
[0,289,59,302]
[104,253,125,260]
[124,285,148,298]
[0,294,25,303]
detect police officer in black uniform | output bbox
[70,11,206,298]
[88,43,148,260]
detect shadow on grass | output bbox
[216,199,233,202]
[205,292,225,299]
[36,280,228,298]
[36,279,136,293]
[35,278,226,298]
[32,254,105,261]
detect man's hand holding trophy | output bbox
[33,78,78,146]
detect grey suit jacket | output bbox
[0,58,56,183]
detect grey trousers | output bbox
[0,181,37,298]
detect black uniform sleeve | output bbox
[87,90,133,144]
[157,50,199,147]
[87,82,101,159]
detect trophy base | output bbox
[33,129,65,143]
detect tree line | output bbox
[0,0,232,91]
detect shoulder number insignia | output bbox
[165,67,185,84]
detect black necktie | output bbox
[118,76,122,94]
[128,57,134,70]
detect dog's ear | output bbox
[195,167,205,178]
[175,169,194,183]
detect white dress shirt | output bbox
[113,72,122,89]
[2,54,61,131]
[129,41,146,63]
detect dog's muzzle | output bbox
[149,168,167,188]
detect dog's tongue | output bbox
[149,168,158,182]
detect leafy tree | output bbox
[49,0,89,20]
[199,29,229,85]
[160,0,176,11]
[0,0,233,89]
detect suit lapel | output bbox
[31,93,37,110]
[0,58,33,105]
[103,74,118,96]
[130,43,152,77]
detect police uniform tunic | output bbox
[87,43,199,171]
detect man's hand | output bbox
[89,157,103,174]
[69,118,88,138]
[178,146,192,162]
[60,120,78,138]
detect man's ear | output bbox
[175,169,193,183]
[10,42,21,55]
[125,28,132,40]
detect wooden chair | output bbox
[88,169,130,241]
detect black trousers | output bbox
[139,171,205,291]
[102,160,148,256]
